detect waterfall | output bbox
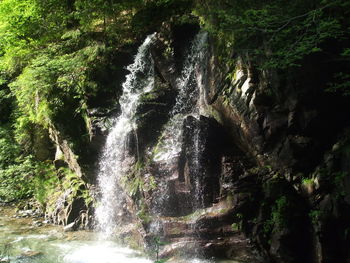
[95,33,156,237]
[149,31,211,259]
[153,32,208,163]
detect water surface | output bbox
[0,206,239,263]
[0,206,151,263]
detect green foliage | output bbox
[61,167,93,206]
[317,167,348,198]
[151,236,168,262]
[231,222,240,231]
[0,0,41,49]
[9,38,103,127]
[33,164,60,207]
[121,161,157,224]
[40,167,93,215]
[122,161,157,199]
[132,0,193,35]
[0,0,196,161]
[0,87,14,124]
[0,146,61,204]
[0,0,61,75]
[302,178,313,185]
[263,196,290,235]
[0,124,53,203]
[309,209,324,226]
[0,156,39,202]
[195,0,350,69]
[0,0,194,214]
[333,171,347,198]
[0,125,20,169]
[122,164,144,198]
[327,72,350,96]
[271,196,289,229]
[0,133,91,207]
[136,201,151,224]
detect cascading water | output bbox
[148,31,210,260]
[148,32,209,226]
[153,31,208,163]
[143,31,209,257]
[95,33,156,237]
[0,32,247,263]
[182,32,209,210]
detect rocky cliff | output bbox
[48,19,350,263]
[108,22,350,263]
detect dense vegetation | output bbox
[0,1,349,262]
[0,0,193,203]
[195,0,350,93]
[196,1,349,61]
[0,0,349,226]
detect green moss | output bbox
[208,106,224,125]
[309,210,324,226]
[123,236,141,251]
[226,193,234,205]
[180,209,206,221]
[231,222,241,231]
[302,178,313,185]
[270,196,289,230]
[218,208,229,214]
[136,201,151,224]
[261,195,291,236]
[167,227,182,236]
[121,161,146,198]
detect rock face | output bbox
[45,20,350,262]
[38,47,139,230]
[112,23,350,263]
[179,115,222,209]
[118,26,265,261]
[49,126,83,178]
[198,36,350,262]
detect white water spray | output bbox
[95,33,156,237]
[153,31,208,163]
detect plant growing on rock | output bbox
[151,236,167,263]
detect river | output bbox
[0,206,240,263]
[0,206,151,263]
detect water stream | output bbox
[153,31,208,164]
[0,207,238,263]
[95,33,156,237]
[0,206,150,263]
[0,32,242,263]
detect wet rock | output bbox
[159,234,259,262]
[17,209,35,218]
[179,115,224,209]
[54,159,66,170]
[134,74,177,156]
[150,199,261,262]
[20,251,42,258]
[32,220,43,227]
[63,222,76,232]
[82,22,350,263]
[148,115,230,217]
[49,128,83,178]
[67,197,86,225]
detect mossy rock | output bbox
[134,76,176,156]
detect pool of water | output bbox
[0,206,239,263]
[0,206,152,263]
